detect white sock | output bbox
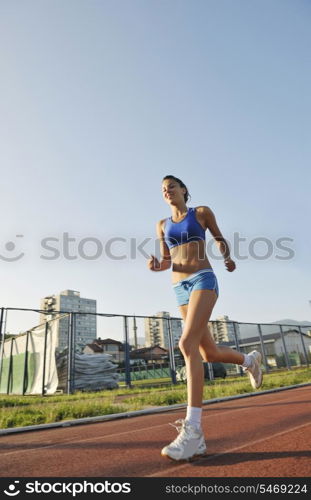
[186,406,202,428]
[241,353,253,368]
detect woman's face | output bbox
[162,179,186,205]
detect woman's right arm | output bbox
[147,220,172,272]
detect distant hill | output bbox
[238,319,311,340]
[273,319,311,326]
[260,319,311,336]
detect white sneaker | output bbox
[244,350,263,389]
[161,419,207,461]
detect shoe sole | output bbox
[161,450,207,462]
[254,368,263,389]
[248,369,263,389]
[249,352,263,390]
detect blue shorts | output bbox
[173,268,219,306]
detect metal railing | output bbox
[0,306,310,395]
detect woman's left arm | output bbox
[198,206,236,272]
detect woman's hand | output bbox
[224,258,236,272]
[147,254,161,271]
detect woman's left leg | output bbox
[178,289,217,408]
[161,289,217,461]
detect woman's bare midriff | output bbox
[170,240,213,284]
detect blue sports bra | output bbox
[163,207,206,249]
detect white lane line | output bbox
[0,422,168,457]
[0,391,309,457]
[148,421,311,477]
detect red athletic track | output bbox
[0,386,310,477]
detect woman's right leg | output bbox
[179,305,244,365]
[199,325,244,364]
[180,307,262,389]
[198,324,263,389]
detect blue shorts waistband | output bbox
[172,268,214,287]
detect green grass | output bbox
[0,367,310,430]
[0,402,129,429]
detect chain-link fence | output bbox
[0,307,310,395]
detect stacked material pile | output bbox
[56,350,119,391]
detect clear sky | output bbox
[1,0,310,340]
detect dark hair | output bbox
[162,175,191,203]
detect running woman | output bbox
[147,175,263,461]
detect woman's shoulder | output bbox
[193,205,213,214]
